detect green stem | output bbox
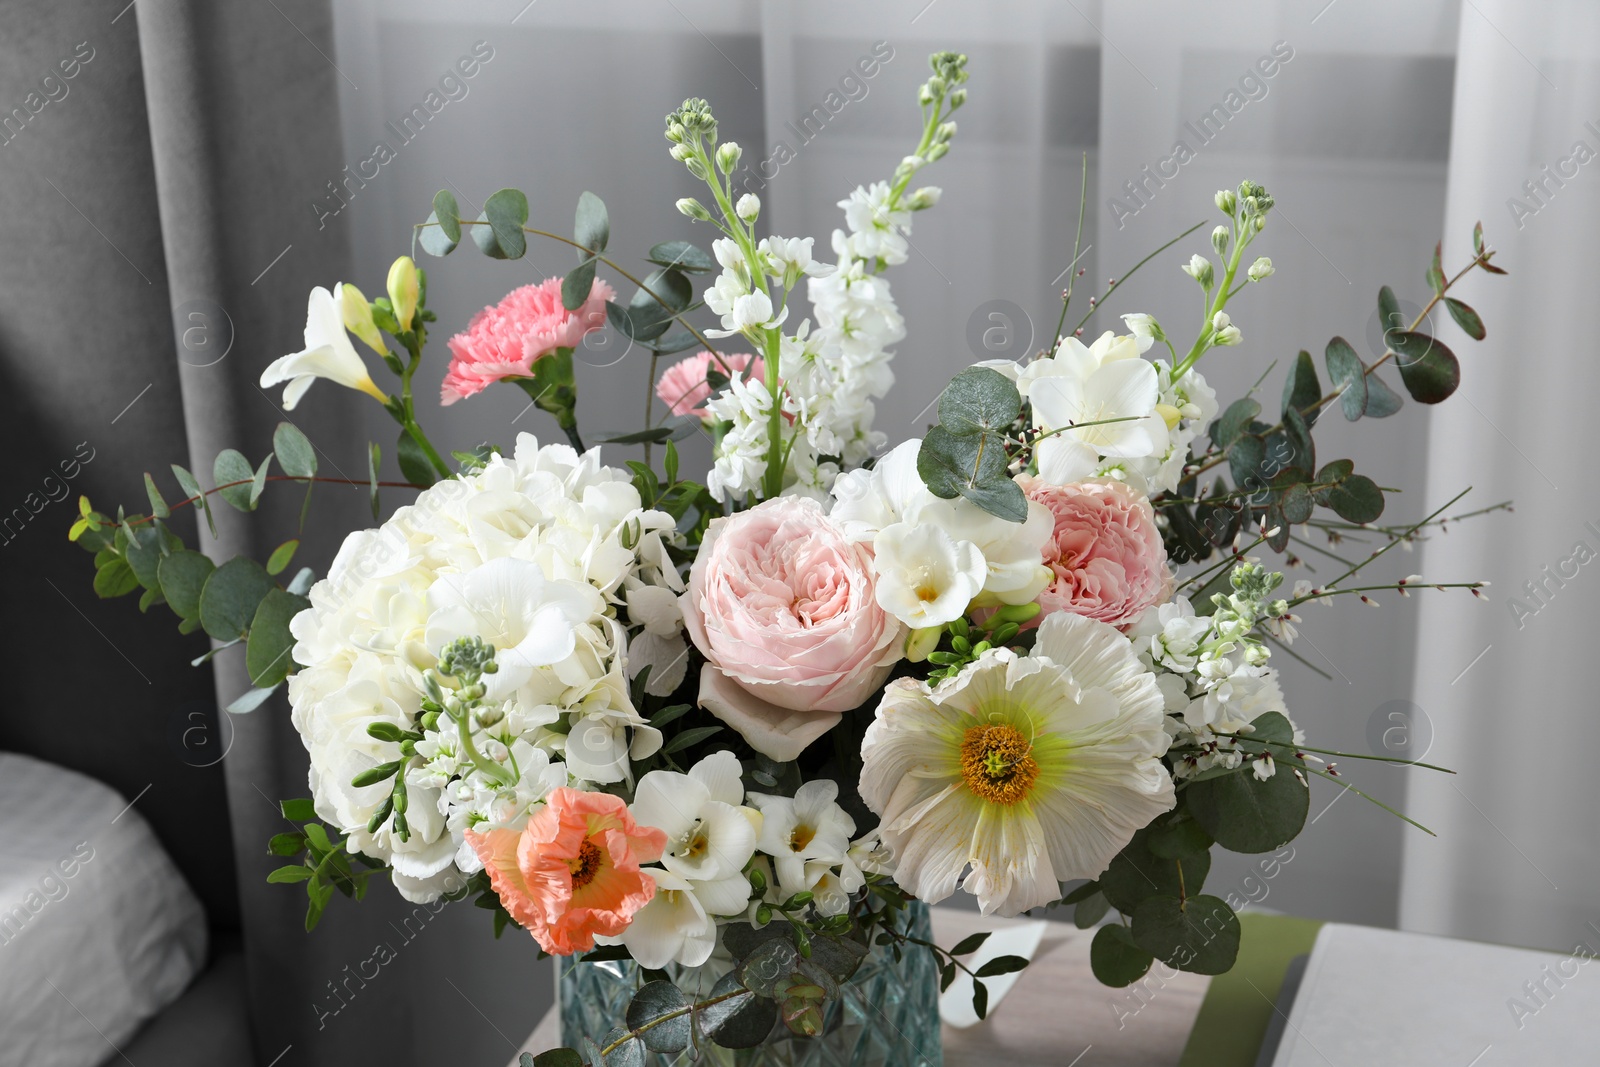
[1073,221,1208,336]
[1301,765,1436,836]
[1175,216,1249,379]
[1051,153,1090,347]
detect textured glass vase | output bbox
[559,903,942,1067]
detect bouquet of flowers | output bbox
[71,51,1507,1066]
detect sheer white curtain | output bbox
[327,0,1545,940]
[1400,0,1600,953]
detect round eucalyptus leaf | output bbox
[1131,894,1240,975]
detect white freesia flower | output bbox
[829,440,1051,628]
[748,780,856,898]
[615,868,717,969]
[1030,358,1167,484]
[260,285,389,409]
[633,752,759,908]
[860,612,1175,916]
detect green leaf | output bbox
[160,552,216,621]
[646,240,716,274]
[937,366,1022,436]
[649,331,699,355]
[625,981,690,1054]
[268,832,306,856]
[520,350,579,430]
[138,587,165,613]
[368,443,381,520]
[144,474,170,518]
[700,972,773,1049]
[246,587,309,688]
[1090,924,1154,987]
[266,540,299,576]
[419,190,461,257]
[1099,828,1211,913]
[281,798,316,821]
[972,979,989,1020]
[529,1052,584,1067]
[562,258,598,312]
[974,954,1030,978]
[1324,337,1367,422]
[1186,763,1309,853]
[663,440,679,485]
[1131,894,1241,975]
[1316,472,1384,524]
[472,188,529,260]
[396,430,436,488]
[1148,814,1214,860]
[1060,881,1102,906]
[1426,240,1445,295]
[227,685,279,714]
[273,423,317,479]
[1281,351,1321,428]
[1376,285,1406,349]
[661,725,724,755]
[1280,407,1314,477]
[1443,297,1485,341]
[1073,891,1110,929]
[94,558,139,598]
[949,931,991,957]
[214,449,256,511]
[1279,481,1313,525]
[171,464,215,537]
[267,865,313,884]
[198,556,276,641]
[1211,397,1260,448]
[918,427,1027,523]
[1226,435,1268,496]
[574,190,609,254]
[1364,372,1404,418]
[249,454,273,508]
[123,523,172,591]
[1473,220,1485,255]
[1391,331,1460,403]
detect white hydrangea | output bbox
[286,434,681,901]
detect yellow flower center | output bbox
[959,724,1039,805]
[569,839,603,889]
[789,824,817,852]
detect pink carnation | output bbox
[440,276,615,405]
[682,497,905,762]
[1018,474,1170,630]
[655,350,764,419]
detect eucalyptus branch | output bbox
[596,988,752,1058]
[109,474,432,529]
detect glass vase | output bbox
[558,903,942,1067]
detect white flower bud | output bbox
[1211,311,1242,346]
[685,157,709,180]
[906,186,942,211]
[676,197,712,222]
[1247,256,1275,282]
[926,142,950,162]
[736,193,761,222]
[716,141,743,175]
[1215,189,1237,215]
[1211,225,1230,256]
[1182,253,1214,289]
[1121,312,1165,345]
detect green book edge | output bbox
[1178,913,1325,1067]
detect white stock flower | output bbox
[260,285,388,409]
[736,193,761,222]
[838,181,910,264]
[1247,257,1275,282]
[1211,311,1242,346]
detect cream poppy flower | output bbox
[860,611,1174,916]
[260,285,389,409]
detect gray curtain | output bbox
[2,2,541,1065]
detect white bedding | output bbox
[0,753,208,1067]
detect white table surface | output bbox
[509,907,1209,1066]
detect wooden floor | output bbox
[510,907,1208,1066]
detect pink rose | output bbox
[681,497,905,761]
[655,350,765,420]
[1018,474,1170,630]
[440,276,615,405]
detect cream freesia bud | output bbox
[1121,312,1165,345]
[1211,311,1242,346]
[1248,256,1275,282]
[736,193,760,222]
[676,197,712,221]
[716,141,743,174]
[339,283,385,354]
[386,256,419,331]
[1215,189,1237,215]
[1211,225,1230,256]
[1182,253,1214,288]
[907,186,942,211]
